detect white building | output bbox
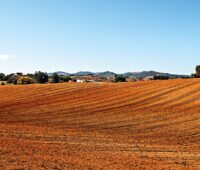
[77,79,85,83]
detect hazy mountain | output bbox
[111,70,189,78]
[48,70,189,78]
[48,71,70,76]
[72,71,95,76]
[123,71,189,78]
[96,71,116,77]
[123,71,161,78]
[123,71,158,77]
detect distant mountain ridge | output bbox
[96,71,116,77]
[48,71,70,76]
[123,71,189,78]
[48,71,189,78]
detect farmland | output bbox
[0,79,200,169]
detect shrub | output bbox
[153,75,169,80]
[60,76,72,82]
[18,76,34,85]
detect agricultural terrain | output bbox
[0,79,200,169]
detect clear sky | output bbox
[0,0,199,74]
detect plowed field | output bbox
[1,79,200,169]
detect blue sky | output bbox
[0,0,199,74]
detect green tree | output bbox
[7,75,18,84]
[195,65,200,77]
[115,75,126,82]
[26,73,34,77]
[51,73,60,83]
[34,71,49,84]
[4,73,15,81]
[16,72,23,76]
[0,73,5,81]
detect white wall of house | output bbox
[77,79,85,83]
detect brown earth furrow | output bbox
[1,79,200,169]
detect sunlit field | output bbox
[1,79,200,169]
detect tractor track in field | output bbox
[1,79,200,169]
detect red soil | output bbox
[0,79,200,169]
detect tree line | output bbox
[0,65,200,85]
[0,71,72,85]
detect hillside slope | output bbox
[0,79,200,169]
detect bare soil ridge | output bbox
[0,79,200,169]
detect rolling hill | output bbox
[48,70,189,78]
[0,79,200,169]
